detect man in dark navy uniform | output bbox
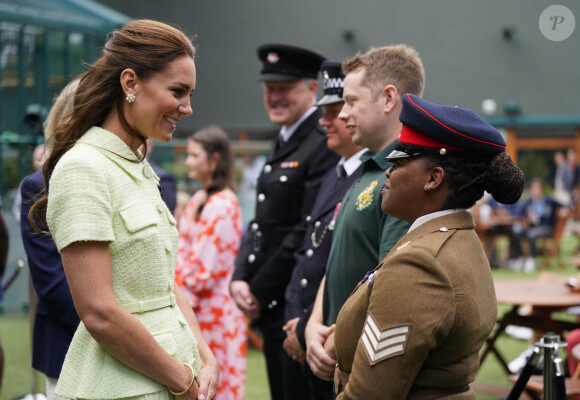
[231,44,339,400]
[281,60,365,400]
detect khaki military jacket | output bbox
[334,211,497,399]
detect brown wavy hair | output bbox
[29,19,196,232]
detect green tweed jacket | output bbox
[48,127,200,399]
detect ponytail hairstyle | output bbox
[29,19,195,232]
[189,125,234,218]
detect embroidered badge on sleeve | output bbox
[361,313,410,365]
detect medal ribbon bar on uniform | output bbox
[280,161,299,169]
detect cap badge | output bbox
[323,77,344,91]
[439,148,447,156]
[267,52,279,64]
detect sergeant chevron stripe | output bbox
[361,313,410,365]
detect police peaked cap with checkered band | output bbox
[317,60,345,106]
[386,93,507,161]
[257,43,326,82]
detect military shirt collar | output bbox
[409,209,466,232]
[77,127,157,182]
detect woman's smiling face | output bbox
[126,55,196,143]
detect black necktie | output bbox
[335,165,347,188]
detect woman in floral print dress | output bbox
[176,126,247,400]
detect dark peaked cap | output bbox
[257,43,326,82]
[386,93,507,161]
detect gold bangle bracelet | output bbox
[169,362,196,396]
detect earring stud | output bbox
[126,93,136,103]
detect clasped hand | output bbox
[282,317,306,364]
[305,321,337,381]
[230,280,261,320]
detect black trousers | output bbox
[263,333,309,400]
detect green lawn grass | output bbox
[1,235,578,400]
[245,347,270,400]
[0,315,45,400]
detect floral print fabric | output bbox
[176,190,246,400]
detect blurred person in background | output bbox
[20,79,81,400]
[553,150,573,206]
[175,126,246,400]
[12,144,49,223]
[510,179,566,272]
[472,193,521,268]
[567,148,580,189]
[230,43,338,400]
[566,148,580,228]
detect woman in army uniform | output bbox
[333,93,525,399]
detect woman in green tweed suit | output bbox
[30,20,218,400]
